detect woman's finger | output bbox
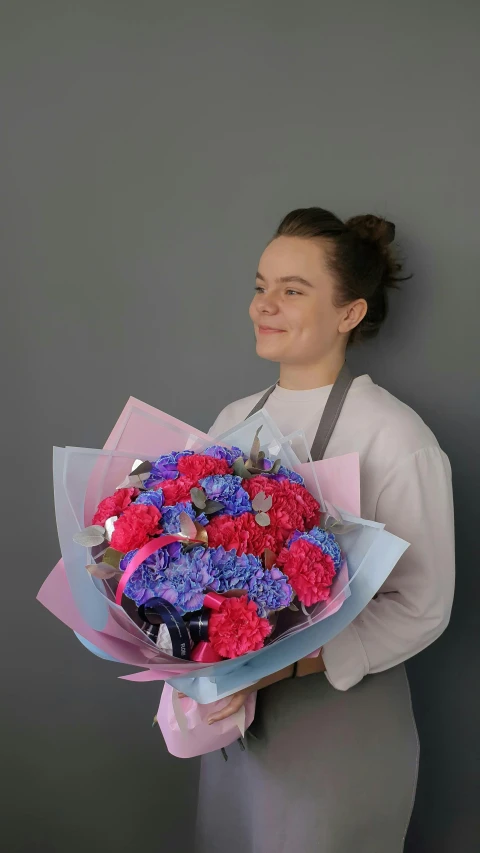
[207,691,247,724]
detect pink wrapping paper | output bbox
[157,684,256,758]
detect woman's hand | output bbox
[205,651,326,723]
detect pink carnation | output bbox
[276,538,335,606]
[206,512,276,556]
[92,487,139,526]
[243,475,281,500]
[154,476,197,504]
[244,477,320,550]
[110,503,161,553]
[208,596,272,658]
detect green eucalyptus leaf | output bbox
[204,500,225,515]
[190,487,207,509]
[249,426,263,465]
[233,458,252,479]
[73,525,106,548]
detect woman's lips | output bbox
[257,326,286,334]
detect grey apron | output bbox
[195,365,419,853]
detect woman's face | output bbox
[249,236,350,365]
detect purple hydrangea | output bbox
[200,474,252,517]
[271,465,305,485]
[120,542,182,606]
[289,527,342,570]
[147,546,214,614]
[134,490,165,511]
[204,444,246,466]
[144,450,194,487]
[160,501,209,534]
[244,566,293,617]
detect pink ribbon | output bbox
[203,591,225,612]
[190,641,223,663]
[115,534,196,605]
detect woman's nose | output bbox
[257,293,279,314]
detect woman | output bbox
[195,208,455,853]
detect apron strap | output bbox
[244,362,354,461]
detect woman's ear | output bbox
[338,299,368,335]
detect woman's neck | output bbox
[279,352,346,391]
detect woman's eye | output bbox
[254,286,265,293]
[286,289,301,296]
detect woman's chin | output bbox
[255,339,286,362]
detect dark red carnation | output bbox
[276,538,335,606]
[177,454,231,480]
[110,503,161,553]
[208,596,272,658]
[92,487,139,526]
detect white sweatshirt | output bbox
[209,375,455,691]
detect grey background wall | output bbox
[1,2,478,851]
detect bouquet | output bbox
[75,436,346,663]
[38,397,409,757]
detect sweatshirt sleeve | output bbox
[322,446,455,690]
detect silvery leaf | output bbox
[252,492,273,512]
[104,516,118,542]
[255,512,270,527]
[86,562,119,580]
[190,487,207,509]
[233,458,252,479]
[204,500,225,515]
[179,511,197,540]
[288,603,299,612]
[73,526,106,547]
[271,458,282,475]
[249,427,263,466]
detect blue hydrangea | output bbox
[160,501,208,533]
[244,566,293,617]
[147,546,214,614]
[134,490,165,511]
[204,445,246,466]
[144,450,194,487]
[208,547,293,617]
[200,474,252,517]
[209,547,262,592]
[289,527,342,570]
[120,542,183,606]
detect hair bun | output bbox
[346,214,395,247]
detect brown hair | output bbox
[275,207,407,343]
